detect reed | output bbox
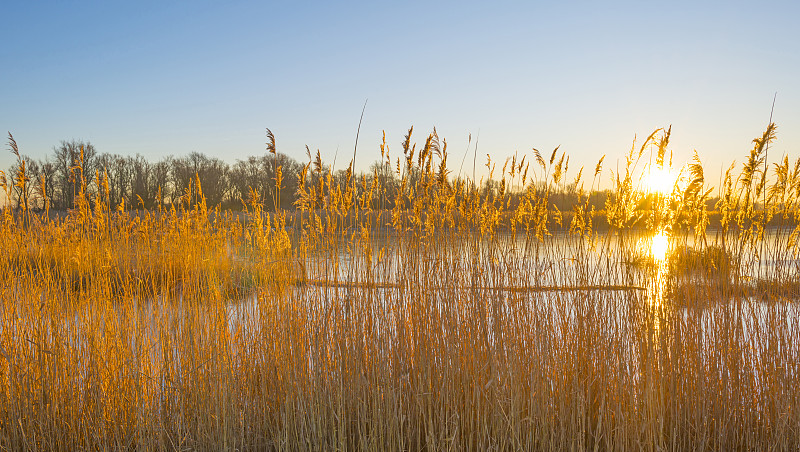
[1,124,799,450]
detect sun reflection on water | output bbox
[651,231,669,262]
[645,230,672,344]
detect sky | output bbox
[2,0,799,190]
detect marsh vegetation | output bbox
[1,124,799,450]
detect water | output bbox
[6,228,797,384]
[223,227,800,382]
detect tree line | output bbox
[2,138,312,211]
[3,134,605,214]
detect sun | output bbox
[645,165,677,195]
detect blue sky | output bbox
[2,1,799,188]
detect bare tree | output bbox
[129,154,155,209]
[52,140,97,209]
[96,153,131,209]
[230,155,270,207]
[171,152,231,207]
[151,158,171,208]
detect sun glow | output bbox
[646,165,677,195]
[651,231,669,261]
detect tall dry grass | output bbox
[1,124,799,450]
